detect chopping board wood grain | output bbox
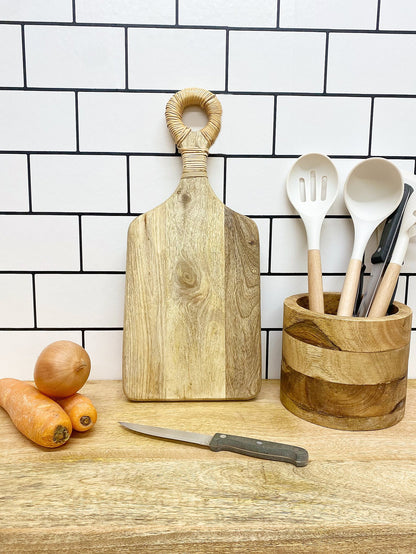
[123,88,261,401]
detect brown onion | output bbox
[34,340,91,398]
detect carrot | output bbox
[0,378,72,448]
[55,393,97,432]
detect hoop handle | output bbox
[165,88,222,150]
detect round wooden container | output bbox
[280,293,412,431]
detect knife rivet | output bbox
[256,441,262,445]
[220,434,227,438]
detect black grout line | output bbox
[74,91,80,152]
[405,275,410,305]
[276,0,280,28]
[124,27,129,89]
[264,330,270,379]
[368,96,375,156]
[26,155,32,212]
[72,0,76,23]
[225,29,230,92]
[272,95,277,154]
[31,274,37,328]
[78,215,83,271]
[268,218,273,274]
[175,0,179,26]
[81,329,85,348]
[376,0,381,31]
[2,21,416,34]
[222,157,227,204]
[126,155,131,213]
[323,32,329,93]
[20,25,27,87]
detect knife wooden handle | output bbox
[209,433,309,466]
[368,263,402,318]
[308,249,325,313]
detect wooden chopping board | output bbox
[122,88,261,401]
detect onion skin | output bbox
[34,341,91,398]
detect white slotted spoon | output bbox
[368,192,416,317]
[286,153,339,313]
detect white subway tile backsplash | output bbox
[252,218,270,273]
[25,25,125,89]
[0,275,33,328]
[0,331,82,380]
[84,330,123,379]
[275,96,371,155]
[372,98,416,156]
[180,0,277,27]
[81,215,134,271]
[327,33,416,95]
[212,95,275,155]
[0,25,23,86]
[379,0,416,31]
[0,91,76,151]
[406,277,416,317]
[279,0,378,29]
[129,155,224,213]
[0,1,73,22]
[268,331,282,378]
[128,28,226,91]
[0,155,29,211]
[410,332,416,379]
[271,218,354,273]
[78,92,173,153]
[30,155,128,213]
[36,274,125,328]
[229,31,325,93]
[76,0,175,25]
[0,215,79,271]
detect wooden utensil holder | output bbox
[280,293,412,430]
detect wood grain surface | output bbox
[123,89,261,401]
[0,380,415,552]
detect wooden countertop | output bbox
[1,380,415,552]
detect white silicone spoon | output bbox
[287,153,339,313]
[368,192,416,317]
[337,158,403,317]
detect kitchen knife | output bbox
[119,422,309,467]
[356,183,413,317]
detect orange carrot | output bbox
[55,393,97,432]
[0,378,72,448]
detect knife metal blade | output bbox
[119,422,309,467]
[356,183,413,317]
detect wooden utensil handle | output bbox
[166,88,222,150]
[337,258,363,316]
[368,263,402,318]
[308,249,324,313]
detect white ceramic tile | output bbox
[84,330,123,379]
[0,1,73,22]
[0,215,79,271]
[271,217,353,273]
[128,28,226,91]
[379,0,416,31]
[25,25,125,89]
[35,274,125,328]
[261,274,344,328]
[261,330,267,378]
[78,92,173,153]
[327,33,416,95]
[129,156,224,213]
[0,91,76,151]
[372,98,416,157]
[252,218,270,273]
[30,155,128,213]
[275,96,371,155]
[406,276,416,317]
[279,0,377,29]
[229,31,325,93]
[180,0,277,27]
[0,275,33,328]
[0,25,23,86]
[212,95,275,155]
[268,331,282,379]
[82,215,134,271]
[76,0,175,24]
[0,331,82,380]
[0,155,29,211]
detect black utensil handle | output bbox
[209,433,309,467]
[371,183,413,264]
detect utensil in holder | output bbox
[280,293,412,431]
